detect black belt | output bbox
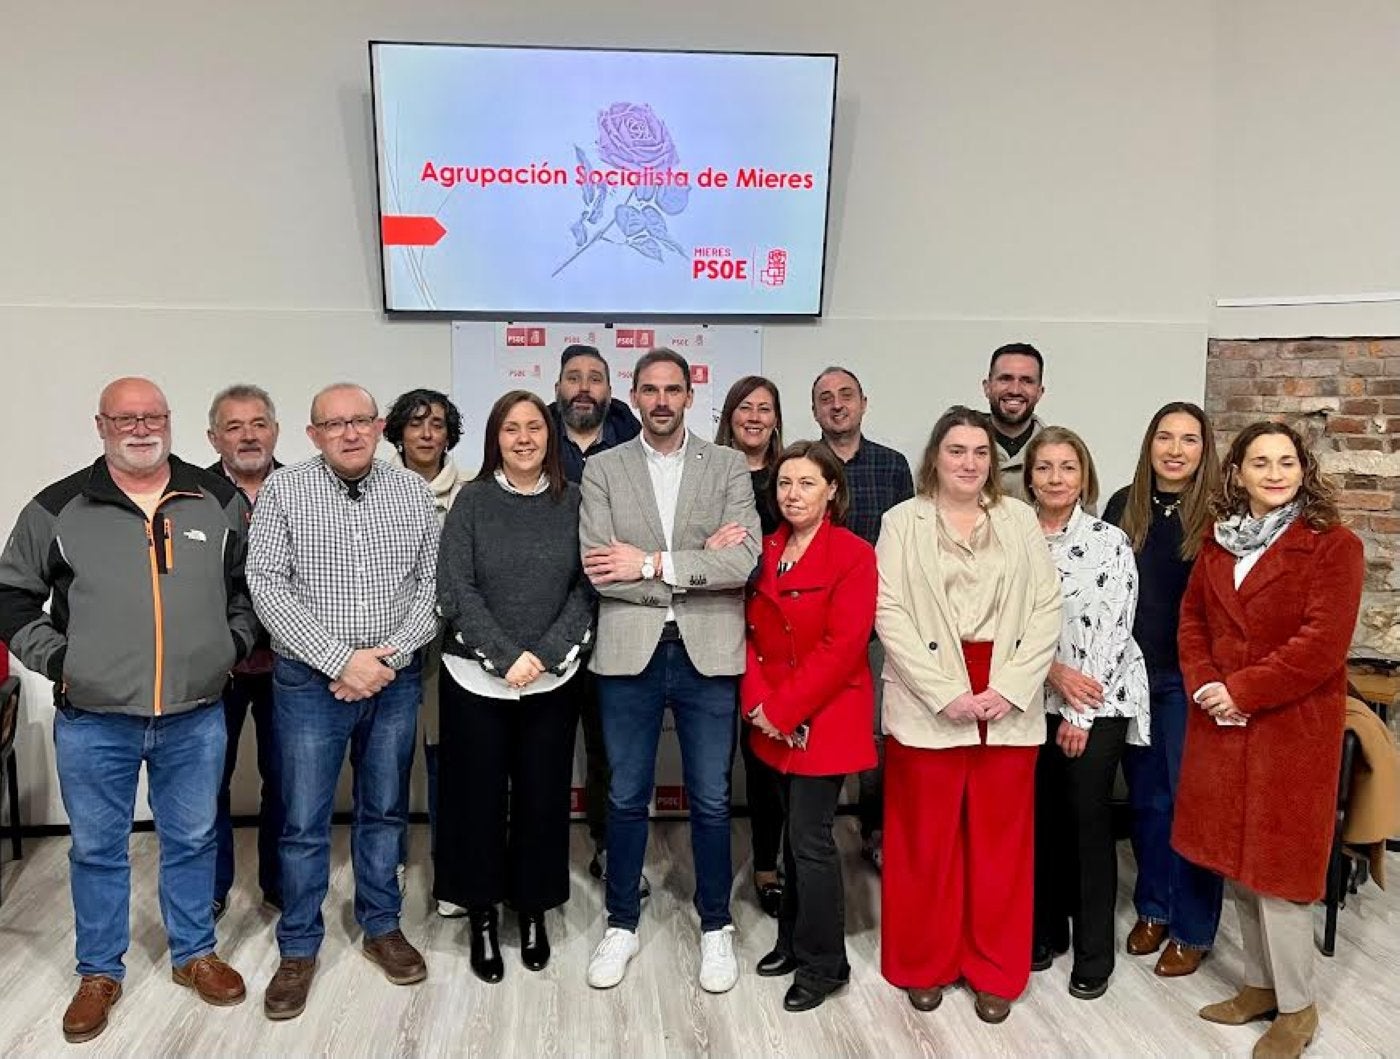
[659,620,682,643]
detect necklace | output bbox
[1152,492,1182,518]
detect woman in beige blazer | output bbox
[876,406,1062,1024]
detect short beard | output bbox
[227,450,272,475]
[991,400,1034,430]
[110,437,167,474]
[562,398,605,432]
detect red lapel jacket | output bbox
[1174,519,1364,901]
[742,518,878,777]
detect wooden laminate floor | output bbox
[0,822,1396,1056]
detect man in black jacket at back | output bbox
[546,344,646,894]
[205,383,283,922]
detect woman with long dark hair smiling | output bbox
[1176,421,1362,1058]
[433,390,593,983]
[716,375,787,917]
[1102,401,1223,977]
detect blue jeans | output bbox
[1122,669,1224,949]
[273,654,420,958]
[215,671,283,905]
[397,738,440,868]
[598,640,737,932]
[53,702,226,979]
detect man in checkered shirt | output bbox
[247,383,439,1021]
[811,366,914,872]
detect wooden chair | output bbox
[0,675,22,906]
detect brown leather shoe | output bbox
[1154,941,1208,977]
[1253,1005,1317,1059]
[172,953,246,1006]
[363,929,427,985]
[264,957,317,1021]
[1126,919,1168,956]
[974,991,1012,1024]
[62,976,122,1044]
[906,986,943,1012]
[1200,986,1279,1025]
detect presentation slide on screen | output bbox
[372,44,836,316]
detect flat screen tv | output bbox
[370,42,837,317]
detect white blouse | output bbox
[1042,506,1151,745]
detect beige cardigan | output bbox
[875,494,1062,749]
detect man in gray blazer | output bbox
[579,348,760,994]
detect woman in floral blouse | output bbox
[1024,427,1149,1001]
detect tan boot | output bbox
[1200,986,1278,1025]
[1253,1005,1318,1059]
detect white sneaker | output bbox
[699,925,739,993]
[436,900,467,918]
[587,927,640,989]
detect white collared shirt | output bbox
[640,429,689,619]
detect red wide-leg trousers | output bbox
[880,643,1038,1000]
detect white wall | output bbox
[1212,0,1400,338]
[1,0,1216,823]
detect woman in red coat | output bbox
[1175,421,1363,1059]
[742,439,877,1013]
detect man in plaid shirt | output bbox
[811,366,914,870]
[247,383,439,1021]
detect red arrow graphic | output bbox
[382,215,447,246]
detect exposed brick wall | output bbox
[1205,338,1400,661]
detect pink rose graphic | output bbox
[554,102,689,277]
[596,102,678,171]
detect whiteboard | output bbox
[449,320,764,816]
[449,321,763,475]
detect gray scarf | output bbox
[1213,500,1301,559]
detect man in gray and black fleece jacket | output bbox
[0,377,258,1043]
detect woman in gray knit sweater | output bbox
[433,391,594,984]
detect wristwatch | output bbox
[640,553,656,580]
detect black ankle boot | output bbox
[519,910,550,971]
[469,907,504,983]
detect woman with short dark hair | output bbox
[434,390,592,983]
[743,440,876,1012]
[383,387,467,914]
[1177,420,1362,1057]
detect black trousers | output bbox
[434,672,580,913]
[1033,714,1130,979]
[577,669,610,846]
[739,733,785,874]
[774,772,849,993]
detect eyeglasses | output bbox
[100,412,170,433]
[313,415,377,437]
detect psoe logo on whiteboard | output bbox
[506,326,547,347]
[614,328,656,349]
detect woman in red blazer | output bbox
[742,440,877,1013]
[1175,421,1363,1059]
